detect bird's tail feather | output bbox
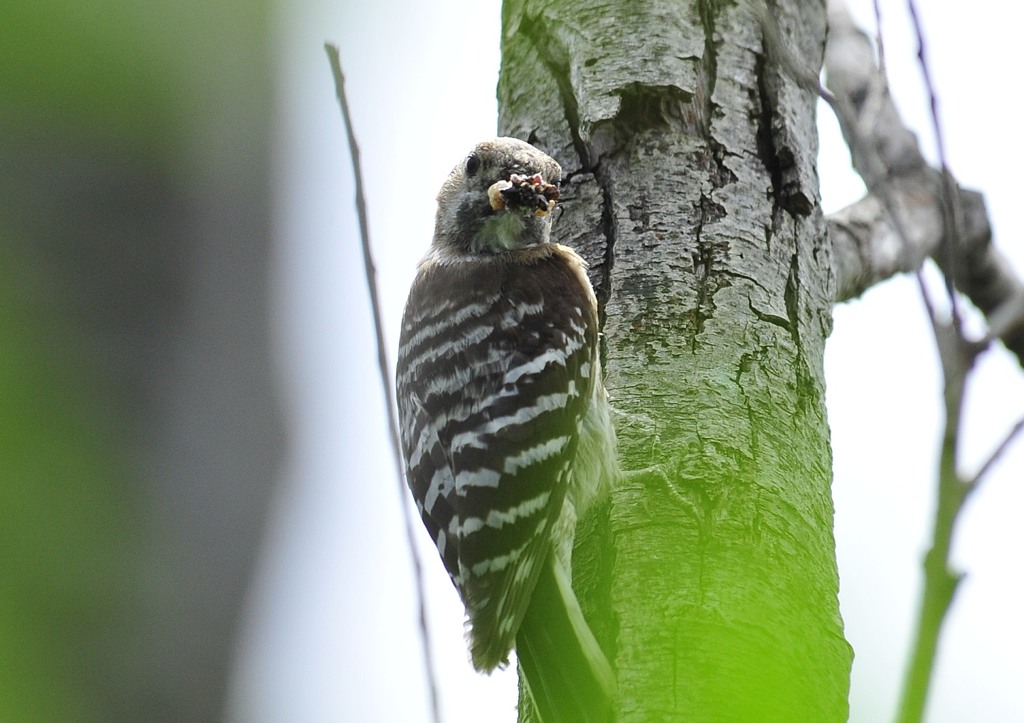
[516,555,616,722]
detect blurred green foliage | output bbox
[0,248,136,722]
[0,3,150,715]
[1,0,173,150]
[0,0,271,719]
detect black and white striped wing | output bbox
[396,250,597,671]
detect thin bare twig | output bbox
[823,4,1023,722]
[897,4,990,721]
[914,270,939,333]
[981,289,1024,347]
[325,42,442,723]
[898,275,969,723]
[871,0,886,74]
[824,2,1024,366]
[967,415,1024,490]
[907,0,963,335]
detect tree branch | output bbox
[967,414,1024,491]
[821,4,1024,722]
[324,43,441,723]
[823,1,1024,366]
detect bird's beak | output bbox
[487,179,510,212]
[488,174,559,217]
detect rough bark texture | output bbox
[499,0,851,719]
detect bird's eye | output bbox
[465,153,480,177]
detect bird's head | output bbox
[433,137,562,256]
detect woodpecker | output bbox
[396,137,617,722]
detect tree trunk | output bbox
[499,1,852,719]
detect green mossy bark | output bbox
[500,0,852,719]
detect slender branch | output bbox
[822,4,1024,722]
[897,277,970,723]
[894,7,978,718]
[906,0,962,334]
[870,0,886,74]
[981,289,1024,347]
[325,43,442,723]
[914,270,939,334]
[823,0,1024,366]
[967,415,1024,491]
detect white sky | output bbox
[228,1,1024,721]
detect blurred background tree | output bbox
[0,1,281,720]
